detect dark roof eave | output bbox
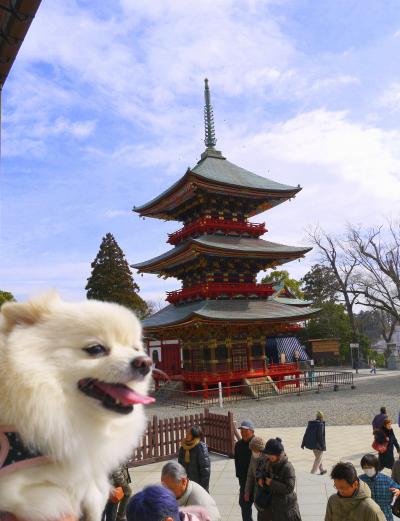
[132,236,312,271]
[133,169,191,214]
[0,0,42,87]
[133,162,302,217]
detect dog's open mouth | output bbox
[78,378,155,414]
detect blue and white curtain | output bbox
[266,336,309,362]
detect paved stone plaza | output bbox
[130,423,397,521]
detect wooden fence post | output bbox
[129,408,239,467]
[228,411,236,457]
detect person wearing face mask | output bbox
[359,454,400,521]
[244,437,265,518]
[375,419,400,471]
[325,461,385,521]
[255,438,302,521]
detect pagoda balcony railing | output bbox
[166,282,274,304]
[167,217,267,245]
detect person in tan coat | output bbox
[244,437,265,509]
[325,462,386,521]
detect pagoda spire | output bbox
[204,78,216,148]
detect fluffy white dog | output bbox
[0,292,154,521]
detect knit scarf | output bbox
[181,437,201,463]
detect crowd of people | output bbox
[106,407,400,521]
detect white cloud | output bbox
[379,82,400,112]
[225,109,400,201]
[311,75,360,91]
[16,0,299,132]
[3,71,95,156]
[4,0,400,303]
[53,118,96,138]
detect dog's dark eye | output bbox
[83,344,109,356]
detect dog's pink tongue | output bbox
[96,382,155,405]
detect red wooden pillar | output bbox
[203,383,209,399]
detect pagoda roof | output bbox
[0,0,42,87]
[272,296,314,307]
[132,235,311,273]
[271,282,313,307]
[134,150,301,219]
[142,299,319,331]
[192,153,297,191]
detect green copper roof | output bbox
[271,282,313,306]
[272,296,314,306]
[192,154,298,192]
[134,152,300,214]
[195,235,310,253]
[142,299,319,329]
[132,235,311,271]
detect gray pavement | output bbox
[136,369,400,520]
[130,424,397,521]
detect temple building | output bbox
[133,79,318,394]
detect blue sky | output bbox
[1,0,400,304]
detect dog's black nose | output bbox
[131,355,152,376]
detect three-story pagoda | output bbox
[133,80,318,395]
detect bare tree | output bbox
[307,226,360,340]
[145,298,167,317]
[377,310,397,344]
[346,221,400,334]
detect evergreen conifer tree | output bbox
[86,233,149,318]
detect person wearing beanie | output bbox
[301,411,327,475]
[234,420,255,521]
[244,436,265,516]
[255,438,302,521]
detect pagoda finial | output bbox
[204,78,217,149]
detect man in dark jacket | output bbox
[301,411,327,475]
[372,407,388,432]
[234,420,255,521]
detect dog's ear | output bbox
[1,291,61,329]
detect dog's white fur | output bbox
[0,292,151,521]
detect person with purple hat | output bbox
[235,420,256,521]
